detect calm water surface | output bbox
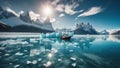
[0,33,120,68]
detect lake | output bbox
[0,33,120,68]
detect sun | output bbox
[43,6,52,16]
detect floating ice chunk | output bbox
[30,49,40,57]
[26,61,31,64]
[24,50,27,52]
[32,60,37,64]
[40,32,74,38]
[30,38,38,43]
[69,50,73,52]
[21,41,28,45]
[5,53,10,56]
[38,58,42,61]
[58,59,62,62]
[70,57,76,61]
[51,48,58,53]
[68,32,74,37]
[40,33,46,38]
[14,64,20,68]
[56,32,62,38]
[72,63,77,67]
[43,61,52,67]
[15,52,23,56]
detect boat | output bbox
[61,34,71,40]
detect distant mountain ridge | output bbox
[74,23,98,34]
[111,30,120,35]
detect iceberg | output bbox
[40,32,74,38]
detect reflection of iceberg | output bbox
[39,36,95,50]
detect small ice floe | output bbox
[30,49,40,57]
[40,32,74,38]
[70,57,76,61]
[30,38,38,43]
[69,50,73,52]
[26,60,37,64]
[24,50,27,52]
[32,60,37,64]
[21,41,28,45]
[14,64,20,68]
[58,59,62,62]
[26,61,31,64]
[51,48,58,53]
[15,52,23,56]
[38,58,42,61]
[72,63,77,67]
[4,53,10,56]
[43,61,52,67]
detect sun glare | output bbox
[43,6,52,16]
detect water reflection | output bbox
[0,35,120,68]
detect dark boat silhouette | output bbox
[61,34,71,40]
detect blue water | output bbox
[0,34,120,68]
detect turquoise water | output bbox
[0,34,120,68]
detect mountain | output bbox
[11,25,53,33]
[0,22,11,32]
[0,7,24,26]
[0,7,54,32]
[99,30,109,35]
[74,23,98,34]
[19,11,54,31]
[0,8,16,20]
[111,30,120,35]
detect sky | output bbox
[0,0,120,31]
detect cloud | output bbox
[56,4,65,12]
[6,7,19,17]
[64,5,78,15]
[51,0,60,6]
[29,11,40,21]
[50,18,56,23]
[55,2,81,15]
[78,7,102,17]
[59,13,65,17]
